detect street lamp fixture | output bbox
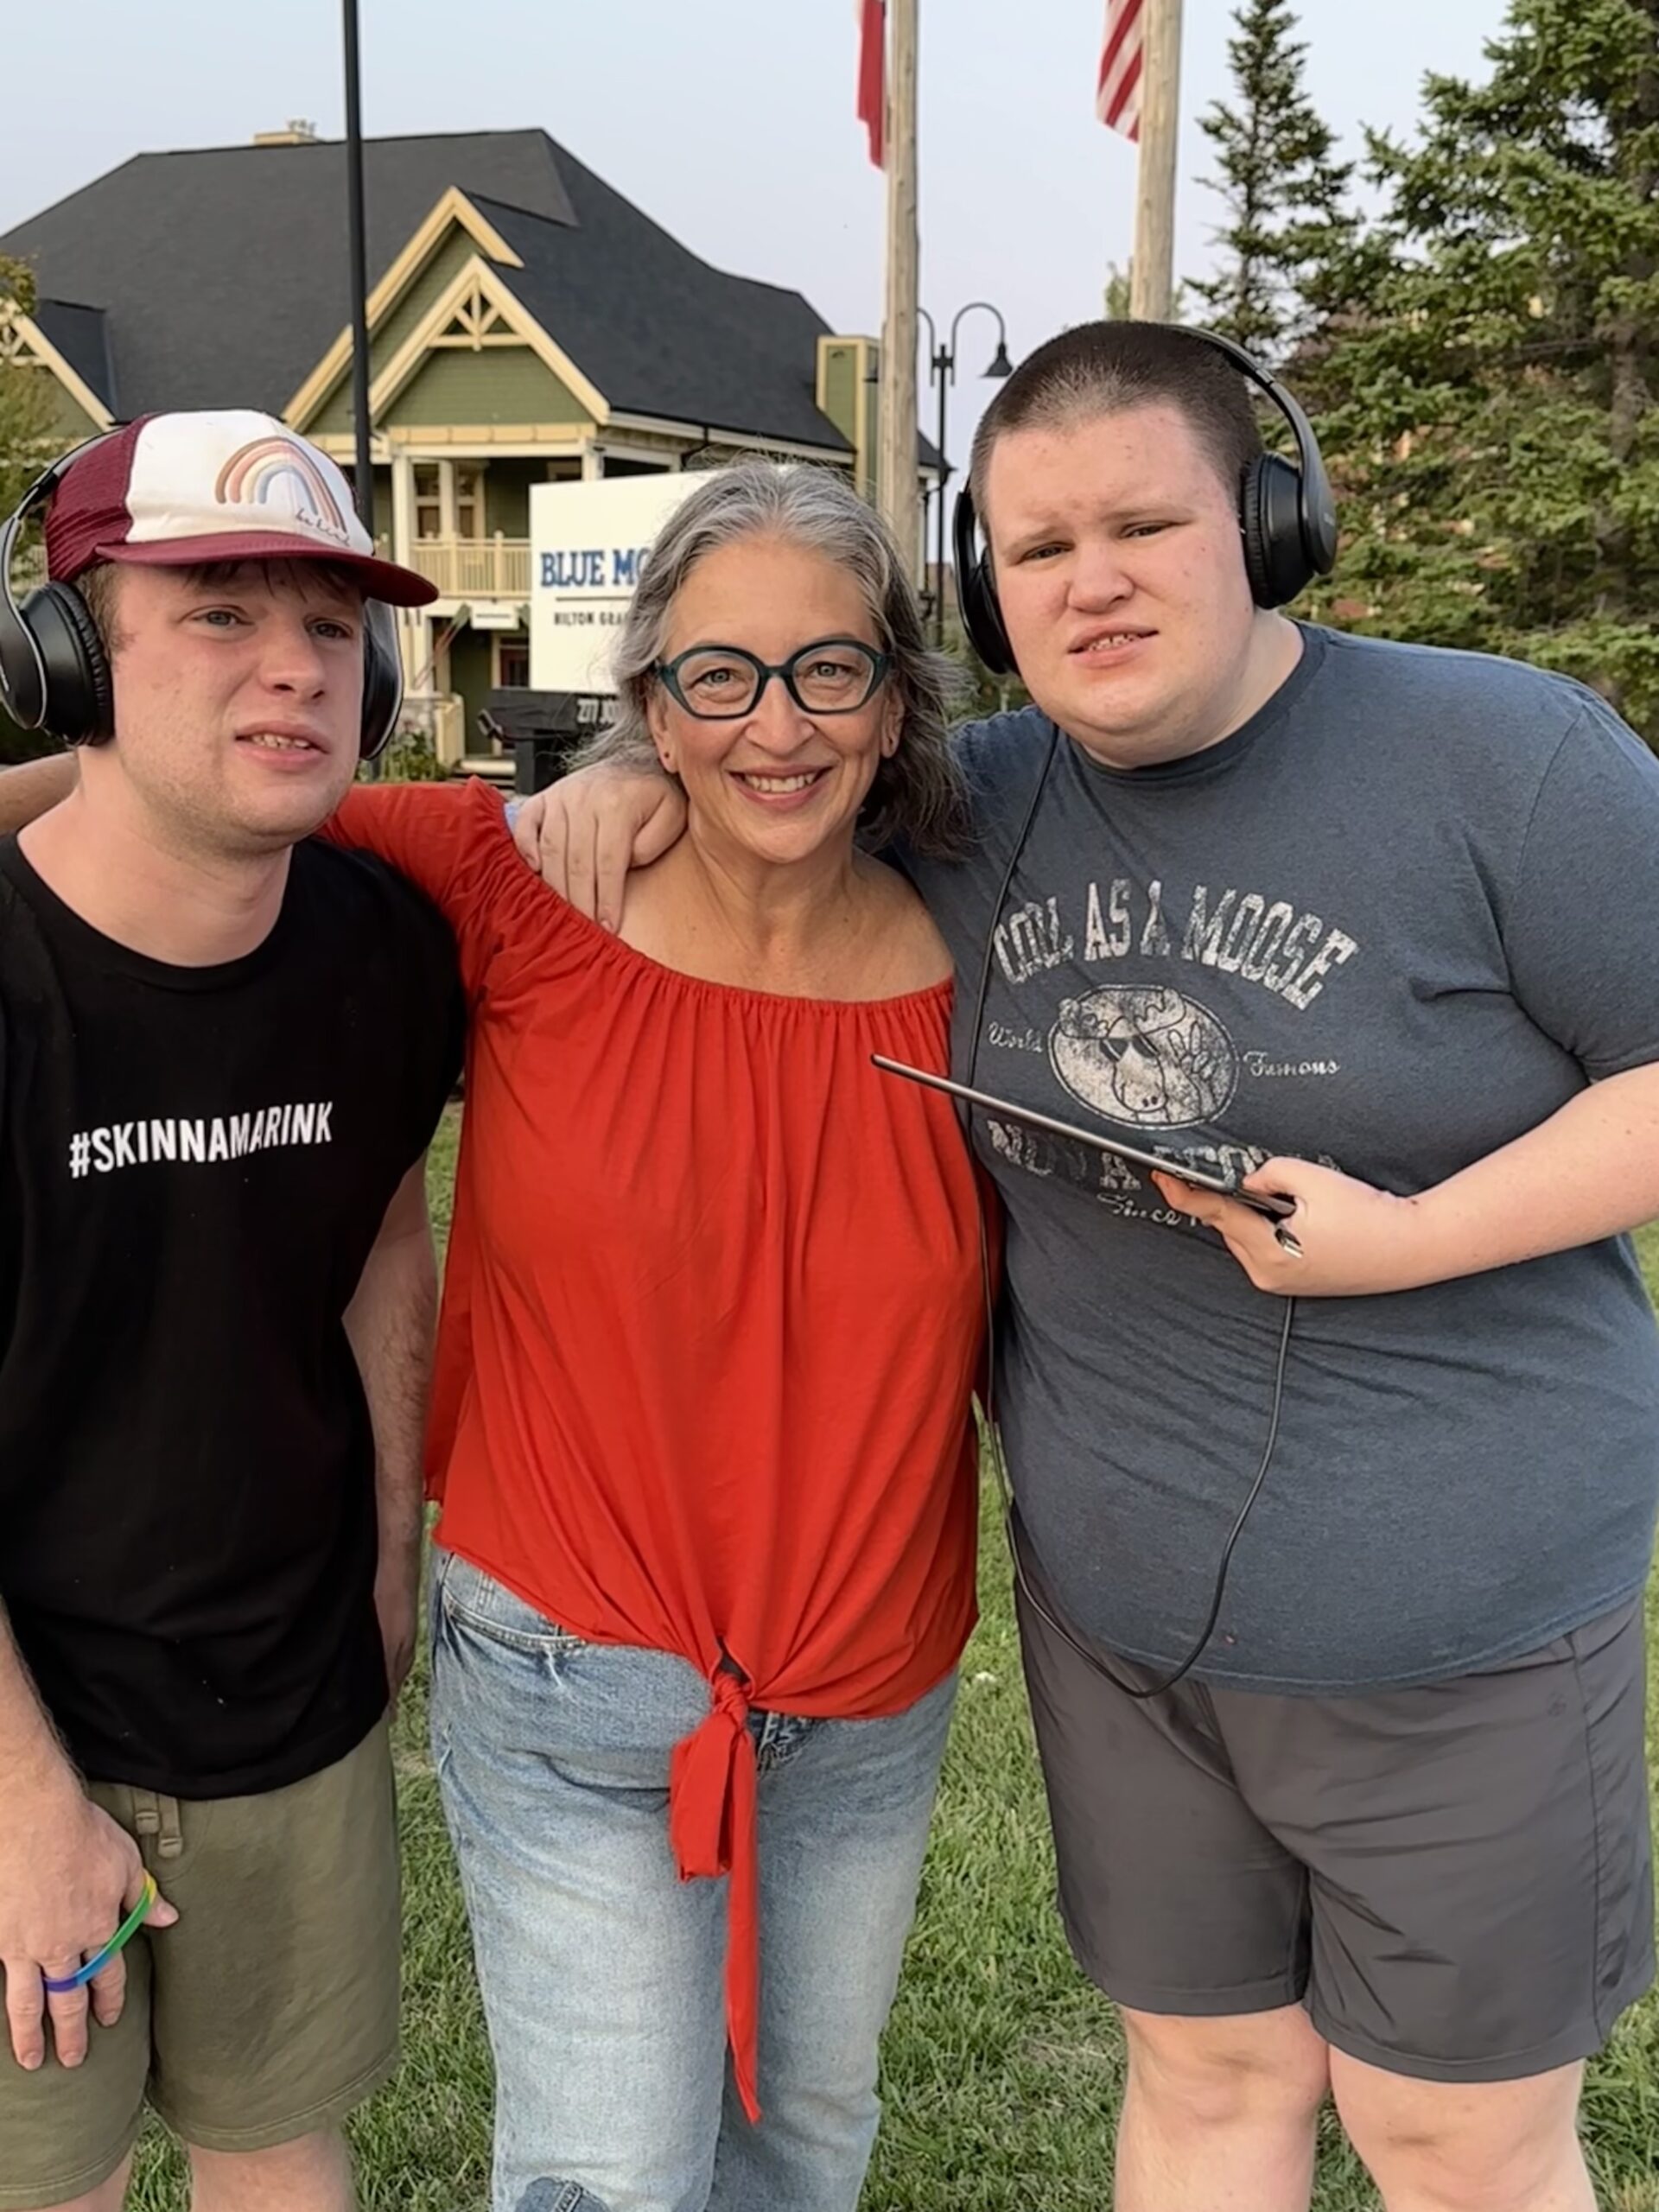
[918,302,1013,647]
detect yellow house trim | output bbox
[426,276,524,350]
[308,433,391,461]
[388,424,589,448]
[0,309,115,430]
[285,187,528,428]
[366,256,609,425]
[311,426,591,456]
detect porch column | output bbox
[390,446,419,685]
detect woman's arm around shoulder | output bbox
[321,779,543,995]
[326,774,537,925]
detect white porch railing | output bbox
[404,536,531,601]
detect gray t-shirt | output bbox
[906,625,1659,1690]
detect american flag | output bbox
[1096,0,1146,143]
[855,0,887,168]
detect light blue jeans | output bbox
[429,1547,956,2212]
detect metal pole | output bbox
[934,352,950,646]
[932,303,1010,645]
[343,0,374,536]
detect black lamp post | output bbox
[343,0,373,539]
[919,302,1013,646]
[342,0,380,774]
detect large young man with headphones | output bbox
[0,412,461,2212]
[498,321,1659,2212]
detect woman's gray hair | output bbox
[570,459,973,858]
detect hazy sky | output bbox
[2,1,1512,470]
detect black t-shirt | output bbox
[0,835,462,1798]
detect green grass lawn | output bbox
[128,1112,1659,2209]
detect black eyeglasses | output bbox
[655,638,891,720]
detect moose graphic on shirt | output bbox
[1052,985,1240,1128]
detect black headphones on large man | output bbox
[0,435,404,756]
[952,325,1339,676]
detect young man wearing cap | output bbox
[0,413,461,2211]
[488,322,1659,2212]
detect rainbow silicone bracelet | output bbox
[42,1873,157,1994]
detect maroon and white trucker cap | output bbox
[44,411,439,607]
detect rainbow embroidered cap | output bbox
[43,410,438,607]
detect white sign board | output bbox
[529,474,702,694]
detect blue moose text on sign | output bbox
[539,545,652,590]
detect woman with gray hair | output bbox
[312,458,987,2212]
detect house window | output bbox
[455,464,483,539]
[498,639,530,689]
[414,463,442,541]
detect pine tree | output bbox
[0,255,66,760]
[0,256,56,517]
[1191,0,1356,364]
[1309,0,1659,741]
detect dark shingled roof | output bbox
[475,179,847,451]
[30,300,116,413]
[0,130,874,454]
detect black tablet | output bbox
[869,1055,1297,1223]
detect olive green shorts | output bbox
[0,1719,399,2209]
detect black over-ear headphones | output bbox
[0,437,405,757]
[952,325,1339,677]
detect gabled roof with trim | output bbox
[0,130,854,451]
[0,299,115,429]
[31,302,116,414]
[359,252,610,427]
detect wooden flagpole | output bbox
[876,0,921,577]
[1128,0,1183,321]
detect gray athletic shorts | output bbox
[1015,1533,1655,2082]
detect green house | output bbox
[1,126,922,768]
